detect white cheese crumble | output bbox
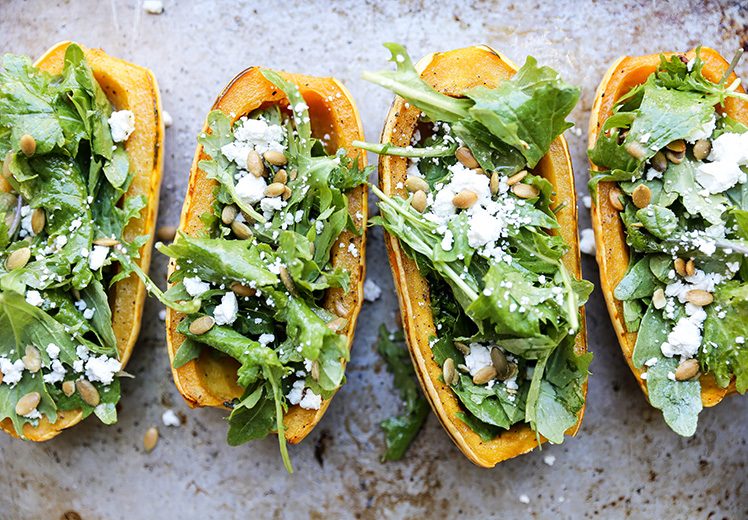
[213,292,238,325]
[464,344,493,376]
[0,357,25,386]
[286,379,305,405]
[19,205,34,238]
[519,494,530,504]
[142,0,164,14]
[43,359,66,384]
[582,195,591,209]
[108,110,136,143]
[579,228,596,256]
[363,279,382,302]
[162,110,173,127]
[85,355,121,385]
[162,409,182,427]
[697,131,748,194]
[183,276,210,297]
[258,333,275,347]
[543,454,556,466]
[299,389,322,410]
[220,117,285,169]
[235,173,268,205]
[88,245,110,270]
[25,290,44,307]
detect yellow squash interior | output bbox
[165,67,367,444]
[0,41,164,441]
[588,47,748,407]
[378,46,586,467]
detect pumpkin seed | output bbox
[666,139,686,153]
[282,186,292,201]
[62,380,76,397]
[624,141,646,160]
[472,366,497,385]
[457,363,470,373]
[443,358,456,386]
[326,317,347,331]
[608,188,624,211]
[692,139,711,161]
[15,391,40,416]
[405,176,429,193]
[455,146,479,169]
[231,220,253,240]
[411,190,427,213]
[189,315,215,335]
[93,237,119,247]
[230,282,255,297]
[631,184,651,208]
[22,345,41,373]
[311,360,320,381]
[246,150,265,177]
[2,152,12,178]
[675,358,700,381]
[280,266,297,295]
[652,288,667,310]
[651,151,668,172]
[512,183,540,199]
[76,380,100,406]
[453,190,478,209]
[506,170,528,186]
[6,247,31,270]
[143,426,159,453]
[674,258,687,277]
[264,150,287,166]
[685,258,696,277]
[19,134,36,157]
[453,341,470,355]
[221,205,238,225]
[686,289,713,307]
[273,169,288,184]
[665,149,685,164]
[156,226,176,242]
[490,172,499,195]
[265,182,285,198]
[31,208,45,235]
[490,347,511,380]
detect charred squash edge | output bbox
[588,47,748,408]
[165,67,367,444]
[378,45,586,468]
[0,41,164,441]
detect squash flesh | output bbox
[378,46,585,467]
[0,41,164,441]
[588,47,747,408]
[165,67,367,444]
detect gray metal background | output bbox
[1,1,747,518]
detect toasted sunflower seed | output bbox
[143,426,159,453]
[675,358,700,381]
[31,208,45,235]
[405,176,429,193]
[22,345,41,373]
[674,258,687,277]
[264,150,287,166]
[221,205,238,225]
[490,172,499,195]
[512,183,540,199]
[15,391,41,416]
[411,190,427,213]
[443,358,457,386]
[76,380,100,406]
[652,288,667,310]
[265,182,285,198]
[189,315,215,335]
[273,169,288,184]
[686,289,713,307]
[453,341,470,355]
[453,190,478,209]
[6,247,31,270]
[62,380,76,397]
[246,150,265,177]
[455,146,479,169]
[472,366,497,385]
[685,258,696,277]
[506,170,528,186]
[20,134,36,157]
[231,220,253,240]
[282,186,292,201]
[631,184,651,208]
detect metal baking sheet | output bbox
[1,0,747,518]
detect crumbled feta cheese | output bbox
[543,454,556,466]
[158,309,166,321]
[161,409,182,427]
[235,174,268,205]
[85,355,121,385]
[697,132,748,194]
[0,357,25,386]
[108,110,136,143]
[88,245,110,270]
[519,494,530,504]
[464,344,493,376]
[260,196,285,215]
[43,359,66,384]
[213,292,238,325]
[83,308,95,320]
[258,333,275,347]
[579,228,596,256]
[142,0,164,14]
[347,242,359,258]
[582,195,591,209]
[46,343,60,359]
[363,279,382,302]
[220,117,285,168]
[25,290,44,307]
[183,276,210,297]
[162,110,173,127]
[286,380,305,405]
[19,205,34,237]
[299,389,322,410]
[661,317,703,359]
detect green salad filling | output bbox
[0,44,188,435]
[589,49,748,435]
[358,44,593,444]
[159,71,368,472]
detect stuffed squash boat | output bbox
[0,42,164,440]
[356,44,591,467]
[161,68,367,471]
[589,47,748,435]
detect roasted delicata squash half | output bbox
[357,44,590,467]
[162,67,367,471]
[0,42,164,440]
[589,47,748,435]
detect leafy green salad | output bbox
[0,44,178,435]
[589,49,748,435]
[357,44,593,444]
[159,71,368,472]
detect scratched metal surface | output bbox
[1,0,747,518]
